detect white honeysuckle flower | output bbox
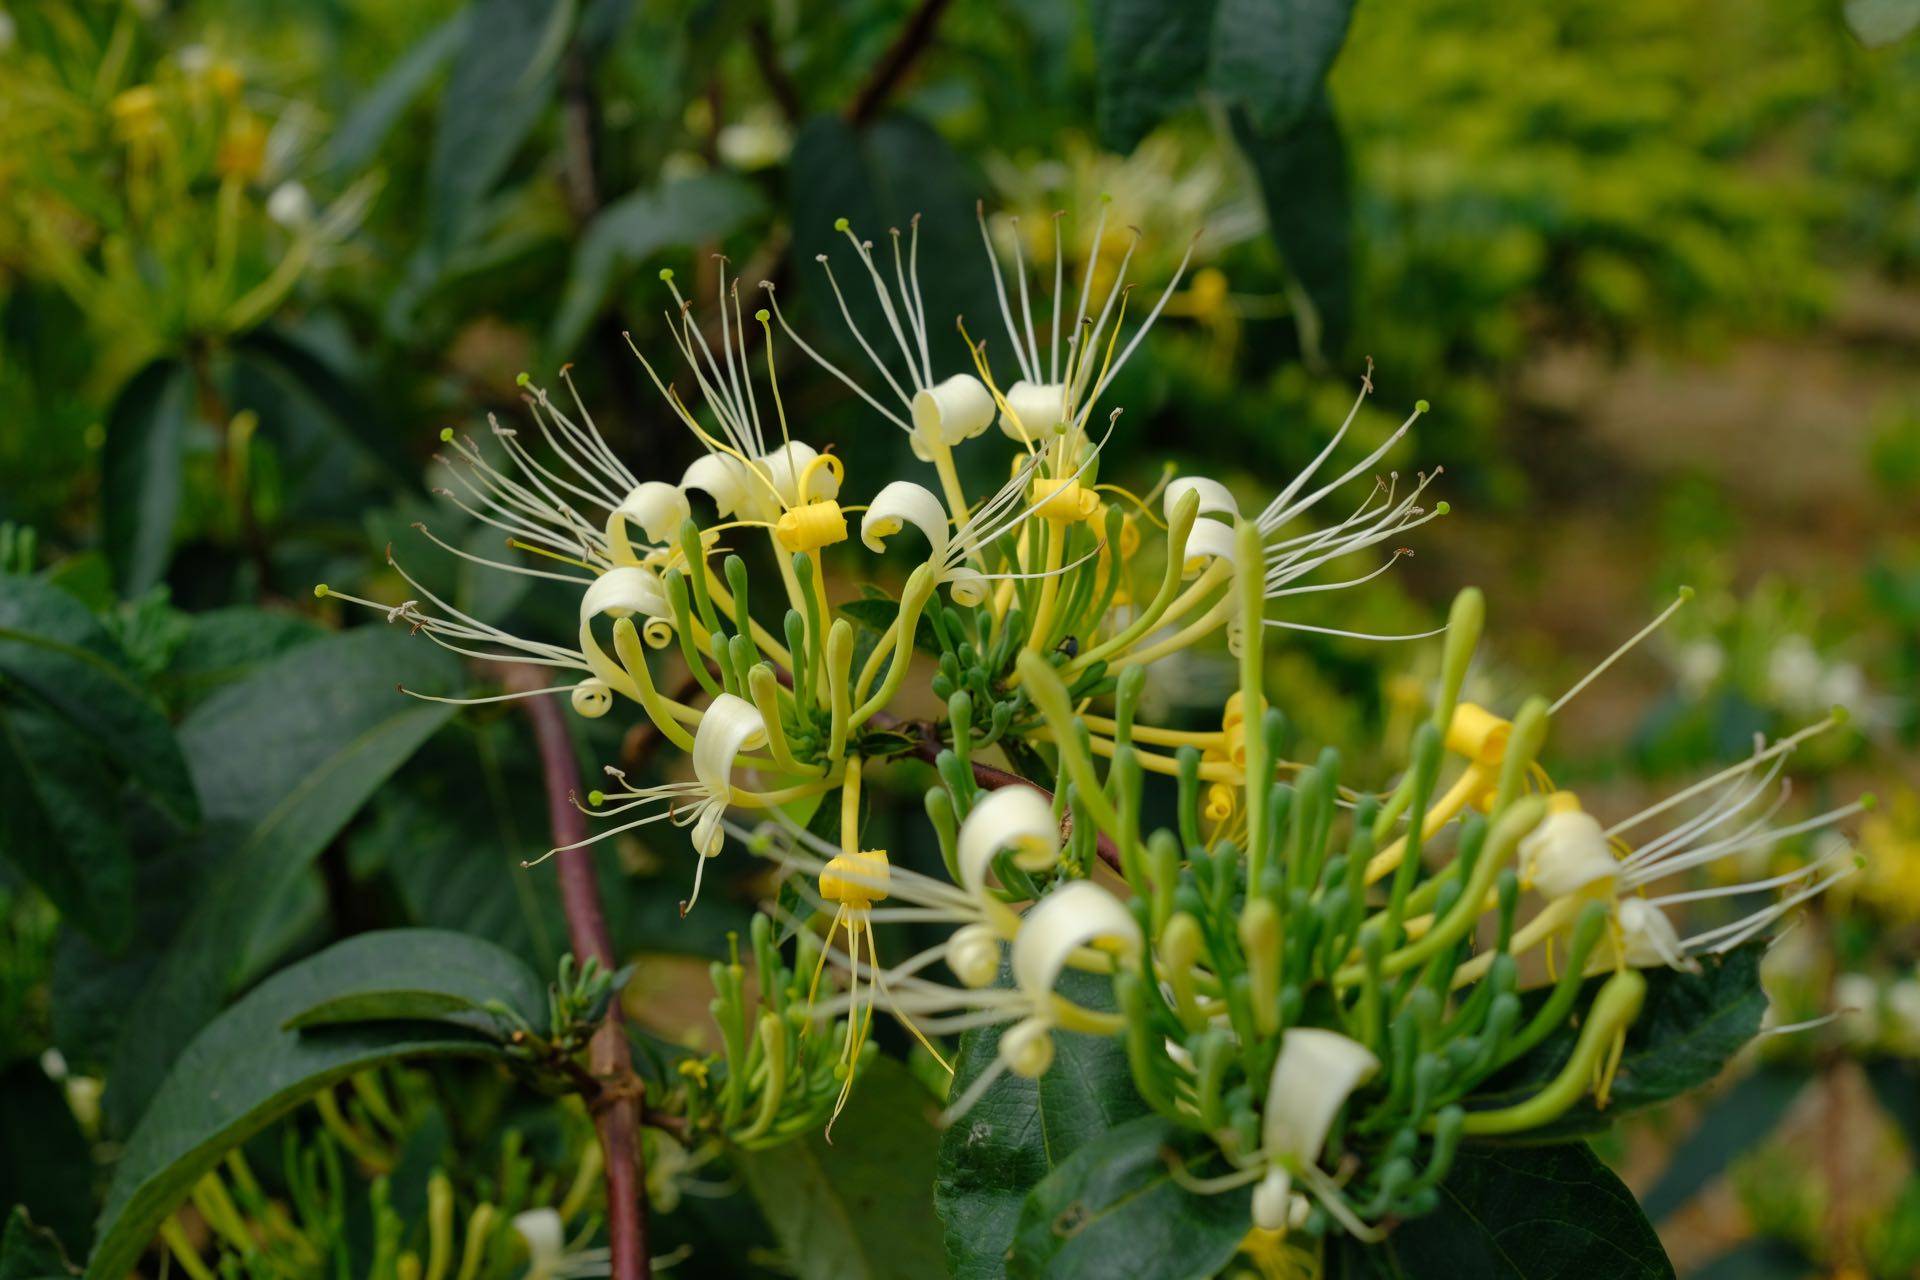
[1181,517,1240,574]
[999,881,1143,1077]
[1617,897,1691,970]
[998,379,1068,443]
[1674,638,1726,697]
[1766,635,1825,712]
[912,373,997,458]
[1263,1028,1380,1168]
[680,452,755,519]
[716,112,791,171]
[863,480,953,563]
[975,202,1192,450]
[610,480,691,552]
[513,1207,612,1280]
[537,694,766,914]
[1519,807,1619,899]
[1164,476,1238,522]
[1252,1171,1311,1234]
[957,785,1062,897]
[266,181,313,229]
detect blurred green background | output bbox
[3,0,1919,1275]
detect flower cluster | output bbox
[328,203,1870,1251]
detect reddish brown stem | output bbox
[846,0,954,126]
[508,666,650,1280]
[896,718,1125,873]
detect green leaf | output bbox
[0,1062,93,1256]
[734,1056,946,1280]
[1,1207,74,1280]
[278,927,546,1033]
[1210,0,1353,134]
[232,326,409,482]
[1232,91,1353,354]
[155,605,324,714]
[1008,1115,1250,1280]
[100,360,195,598]
[0,575,197,825]
[787,114,993,387]
[1090,0,1213,152]
[1866,1057,1920,1156]
[839,596,940,657]
[322,11,469,179]
[548,174,768,357]
[0,575,198,941]
[1640,1063,1806,1221]
[1472,944,1768,1139]
[1336,1144,1673,1279]
[1090,0,1353,149]
[0,703,135,945]
[84,932,511,1280]
[425,0,570,255]
[97,627,461,1135]
[935,967,1146,1279]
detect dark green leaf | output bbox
[278,927,545,1033]
[1343,1144,1673,1279]
[1210,0,1353,134]
[100,360,195,598]
[548,174,768,357]
[1865,1057,1920,1156]
[425,0,569,254]
[322,11,468,179]
[1008,1115,1249,1280]
[0,1207,74,1280]
[0,574,197,824]
[99,628,461,1134]
[84,932,509,1280]
[1641,1063,1806,1221]
[233,327,409,481]
[0,1062,93,1256]
[935,967,1146,1279]
[155,605,324,713]
[1090,0,1213,151]
[1232,91,1353,354]
[734,1056,946,1280]
[1472,945,1768,1140]
[787,114,992,385]
[0,703,133,944]
[839,597,940,656]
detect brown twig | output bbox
[747,19,803,124]
[507,665,650,1280]
[845,0,954,126]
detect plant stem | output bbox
[508,665,650,1280]
[846,0,953,126]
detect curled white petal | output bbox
[1618,898,1694,970]
[911,374,995,457]
[1262,1028,1379,1166]
[958,786,1061,899]
[1183,517,1239,571]
[615,481,691,544]
[999,1016,1055,1078]
[861,480,950,564]
[570,678,614,718]
[947,922,1003,988]
[582,566,671,624]
[682,453,753,519]
[998,380,1068,440]
[512,1209,565,1275]
[756,441,842,507]
[946,566,990,607]
[1520,810,1619,899]
[1165,476,1238,522]
[1252,1169,1308,1233]
[692,693,767,796]
[1010,880,1141,1007]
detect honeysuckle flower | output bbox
[535,693,767,913]
[513,1208,612,1280]
[1251,1029,1382,1234]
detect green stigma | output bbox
[313,583,329,598]
[833,217,850,232]
[1415,399,1431,414]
